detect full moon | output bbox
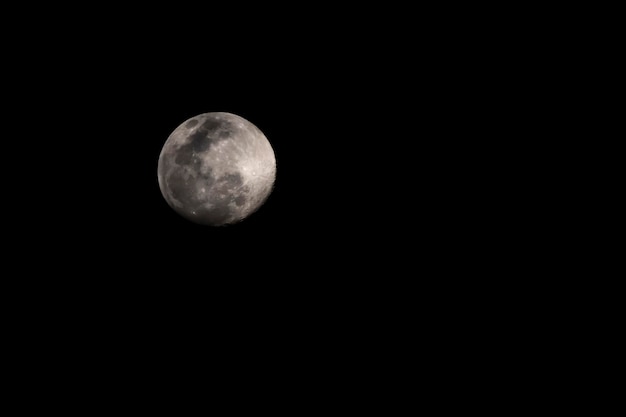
[157,112,276,226]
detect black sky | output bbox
[5,5,547,343]
[0,7,580,404]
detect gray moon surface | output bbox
[157,112,276,226]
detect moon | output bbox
[157,112,276,226]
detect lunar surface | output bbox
[157,112,276,226]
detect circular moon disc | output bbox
[157,112,276,226]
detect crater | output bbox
[218,129,232,138]
[219,173,244,188]
[198,168,216,187]
[234,195,247,207]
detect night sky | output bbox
[6,5,542,369]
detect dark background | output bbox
[8,8,544,296]
[4,5,566,383]
[0,6,600,410]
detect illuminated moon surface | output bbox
[157,112,276,226]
